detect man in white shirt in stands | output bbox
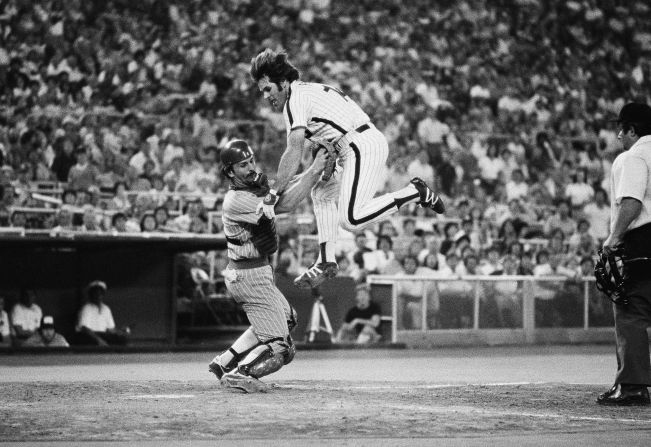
[75,280,129,346]
[10,288,43,346]
[0,296,11,346]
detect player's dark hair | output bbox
[621,122,651,137]
[250,49,300,84]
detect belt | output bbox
[334,123,372,150]
[228,257,269,270]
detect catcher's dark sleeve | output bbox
[248,216,279,256]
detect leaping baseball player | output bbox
[209,139,329,393]
[250,48,445,290]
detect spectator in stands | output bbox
[79,204,101,232]
[479,245,502,275]
[140,212,157,232]
[111,212,128,233]
[109,181,131,213]
[582,188,610,243]
[505,169,528,202]
[74,280,129,346]
[129,139,161,176]
[67,149,98,190]
[154,206,170,230]
[543,199,577,238]
[9,210,27,228]
[396,255,438,329]
[440,222,459,256]
[336,284,382,344]
[362,235,398,275]
[350,232,372,270]
[10,288,43,346]
[0,296,10,346]
[22,316,69,348]
[336,254,362,283]
[50,205,75,233]
[484,254,523,328]
[173,198,202,233]
[50,137,76,182]
[61,189,77,206]
[564,167,594,210]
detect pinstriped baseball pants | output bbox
[311,126,395,241]
[225,265,291,343]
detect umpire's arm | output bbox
[275,148,329,214]
[604,197,641,250]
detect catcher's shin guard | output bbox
[238,344,284,379]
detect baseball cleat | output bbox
[208,360,231,380]
[596,384,650,406]
[410,177,445,214]
[220,370,269,393]
[293,262,339,289]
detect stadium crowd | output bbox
[0,0,650,318]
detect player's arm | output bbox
[256,128,306,219]
[604,197,641,249]
[275,147,328,214]
[275,128,306,194]
[604,155,646,250]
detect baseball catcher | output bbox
[208,139,329,393]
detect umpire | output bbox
[598,102,651,406]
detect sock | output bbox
[214,327,259,367]
[318,242,336,264]
[393,184,420,209]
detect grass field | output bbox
[1,346,650,446]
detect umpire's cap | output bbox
[221,139,254,176]
[613,102,651,125]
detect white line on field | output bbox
[282,381,547,390]
[125,394,196,399]
[387,404,651,424]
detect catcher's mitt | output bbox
[309,139,337,181]
[594,245,628,305]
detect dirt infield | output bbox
[1,381,651,443]
[1,347,650,445]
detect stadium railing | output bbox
[367,275,611,346]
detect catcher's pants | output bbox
[311,124,400,242]
[614,278,651,386]
[223,264,292,350]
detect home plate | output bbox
[125,394,196,399]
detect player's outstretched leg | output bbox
[410,177,445,214]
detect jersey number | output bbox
[322,85,348,102]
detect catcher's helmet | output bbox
[221,139,254,176]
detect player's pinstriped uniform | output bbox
[284,81,417,242]
[221,189,291,346]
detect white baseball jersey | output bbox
[284,81,370,142]
[610,135,651,231]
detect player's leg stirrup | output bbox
[293,262,339,289]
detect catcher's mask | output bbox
[594,246,629,305]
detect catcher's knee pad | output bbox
[284,335,296,365]
[287,306,298,333]
[238,338,290,379]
